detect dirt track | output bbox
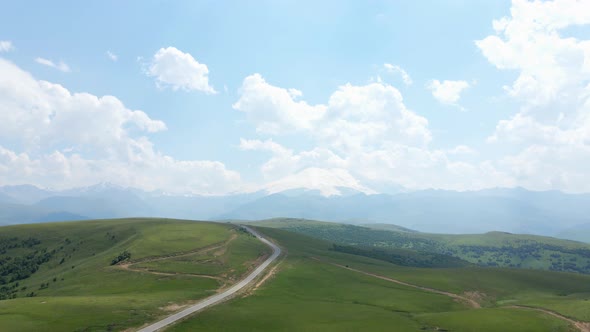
[314,257,590,332]
[116,234,237,280]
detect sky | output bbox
[0,0,589,196]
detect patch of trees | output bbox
[331,244,470,268]
[236,226,255,237]
[110,250,131,265]
[0,250,53,284]
[456,244,590,273]
[0,236,67,300]
[284,224,445,252]
[0,237,41,254]
[278,223,590,274]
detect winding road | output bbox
[137,226,281,332]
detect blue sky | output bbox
[1,0,589,195]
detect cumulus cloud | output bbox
[35,57,70,72]
[476,0,590,107]
[479,0,590,193]
[235,74,512,194]
[0,41,14,53]
[427,79,470,106]
[233,74,326,134]
[146,47,216,93]
[239,138,346,181]
[383,63,413,85]
[0,58,241,194]
[235,74,431,148]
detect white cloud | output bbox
[239,138,346,181]
[476,0,590,107]
[35,57,70,72]
[106,50,118,61]
[0,41,14,53]
[0,58,241,194]
[239,138,291,156]
[235,74,431,148]
[447,145,477,155]
[383,63,412,85]
[234,74,515,194]
[233,74,326,134]
[323,82,431,150]
[146,47,216,94]
[347,146,513,191]
[427,79,470,106]
[479,0,590,193]
[499,144,590,193]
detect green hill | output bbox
[0,218,269,332]
[2,218,590,331]
[170,226,590,332]
[250,218,590,274]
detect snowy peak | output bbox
[264,167,376,197]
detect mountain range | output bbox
[0,183,589,242]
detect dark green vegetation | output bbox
[331,244,470,268]
[251,218,590,274]
[0,218,270,332]
[110,250,131,265]
[171,227,590,332]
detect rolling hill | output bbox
[0,218,269,331]
[249,218,590,274]
[171,226,590,332]
[1,218,590,331]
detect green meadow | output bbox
[250,218,590,273]
[1,218,589,331]
[170,227,589,332]
[0,218,268,332]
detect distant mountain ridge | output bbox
[0,183,589,242]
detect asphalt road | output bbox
[137,226,281,332]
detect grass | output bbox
[169,227,582,332]
[1,218,589,331]
[416,308,572,332]
[0,218,267,332]
[168,258,464,332]
[249,218,590,273]
[286,227,590,321]
[134,231,270,280]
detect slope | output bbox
[170,227,590,332]
[0,218,270,332]
[249,218,590,274]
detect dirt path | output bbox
[312,258,480,308]
[314,257,590,332]
[137,226,281,332]
[508,306,590,332]
[116,233,238,279]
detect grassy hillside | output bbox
[0,218,270,332]
[250,218,590,274]
[171,227,590,332]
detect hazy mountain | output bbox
[0,202,87,226]
[0,184,56,204]
[0,183,588,239]
[34,192,154,219]
[218,189,590,235]
[142,191,265,220]
[0,192,17,204]
[556,223,590,243]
